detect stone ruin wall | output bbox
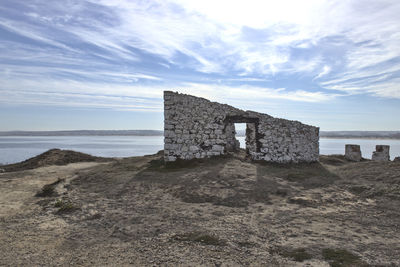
[164,91,319,163]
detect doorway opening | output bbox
[234,123,246,149]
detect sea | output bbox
[0,136,399,165]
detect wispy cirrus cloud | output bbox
[314,65,331,80]
[179,83,338,103]
[0,76,336,112]
[0,0,400,117]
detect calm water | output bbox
[0,136,399,164]
[0,136,163,165]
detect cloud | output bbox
[314,65,331,80]
[0,83,164,111]
[175,83,339,103]
[0,0,400,104]
[0,73,339,113]
[0,19,76,52]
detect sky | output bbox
[0,0,400,131]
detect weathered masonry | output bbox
[345,144,362,161]
[372,145,390,161]
[164,91,319,163]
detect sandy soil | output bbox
[1,150,399,266]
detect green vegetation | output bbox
[286,171,319,181]
[277,247,312,262]
[283,164,338,183]
[147,154,232,172]
[349,185,369,194]
[54,199,78,213]
[322,248,367,267]
[35,178,64,197]
[237,241,254,248]
[173,232,226,246]
[255,161,339,188]
[319,154,349,166]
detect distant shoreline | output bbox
[0,130,164,137]
[319,136,400,140]
[0,136,399,140]
[0,130,399,139]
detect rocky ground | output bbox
[0,149,399,266]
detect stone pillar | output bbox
[225,123,239,152]
[345,144,362,161]
[372,145,390,161]
[245,123,257,155]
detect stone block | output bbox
[372,145,390,161]
[345,144,362,162]
[212,145,224,152]
[214,129,223,135]
[164,130,176,138]
[189,145,199,152]
[164,124,174,130]
[167,156,176,161]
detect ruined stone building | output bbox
[164,91,319,163]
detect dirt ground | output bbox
[1,150,399,266]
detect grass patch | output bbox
[164,158,205,170]
[288,197,316,207]
[286,171,317,181]
[349,185,369,194]
[35,178,64,197]
[237,241,254,248]
[173,232,226,246]
[319,155,349,166]
[284,166,337,182]
[256,161,339,188]
[276,247,312,262]
[54,199,78,214]
[147,154,231,172]
[36,184,56,197]
[322,248,367,267]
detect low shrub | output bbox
[322,248,367,267]
[173,232,226,246]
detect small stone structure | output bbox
[393,156,400,162]
[372,145,390,161]
[164,91,319,163]
[345,144,362,161]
